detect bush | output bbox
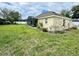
[72,26,77,29]
[69,26,77,30]
[39,23,43,28]
[54,30,65,34]
[37,23,43,30]
[42,28,48,32]
[27,16,38,27]
[37,25,40,29]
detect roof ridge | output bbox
[36,11,60,19]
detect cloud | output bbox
[3,2,14,5]
[0,2,79,19]
[72,2,79,5]
[18,2,29,5]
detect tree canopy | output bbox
[71,5,79,19]
[0,8,21,24]
[60,9,71,18]
[27,16,38,27]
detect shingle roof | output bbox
[36,11,60,19]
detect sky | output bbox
[0,2,79,19]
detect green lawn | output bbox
[0,25,79,56]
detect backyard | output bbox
[0,25,79,56]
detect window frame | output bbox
[45,18,48,24]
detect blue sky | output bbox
[0,2,79,19]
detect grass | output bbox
[0,24,79,56]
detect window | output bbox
[45,18,48,23]
[63,19,65,26]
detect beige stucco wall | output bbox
[38,16,73,31]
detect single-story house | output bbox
[72,20,79,26]
[36,11,74,32]
[72,20,79,29]
[15,20,26,24]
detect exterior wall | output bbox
[52,17,64,31]
[38,16,73,32]
[43,17,54,28]
[63,18,74,29]
[38,17,54,29]
[38,18,44,28]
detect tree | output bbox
[0,18,6,24]
[8,10,21,24]
[71,5,79,19]
[27,16,38,27]
[0,8,21,24]
[60,9,71,18]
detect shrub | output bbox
[54,30,65,34]
[70,25,77,30]
[37,23,43,29]
[72,26,77,29]
[42,28,48,32]
[39,23,43,28]
[27,16,38,27]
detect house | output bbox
[36,11,74,32]
[72,20,79,26]
[72,20,79,29]
[15,20,26,24]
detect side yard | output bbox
[0,25,79,56]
